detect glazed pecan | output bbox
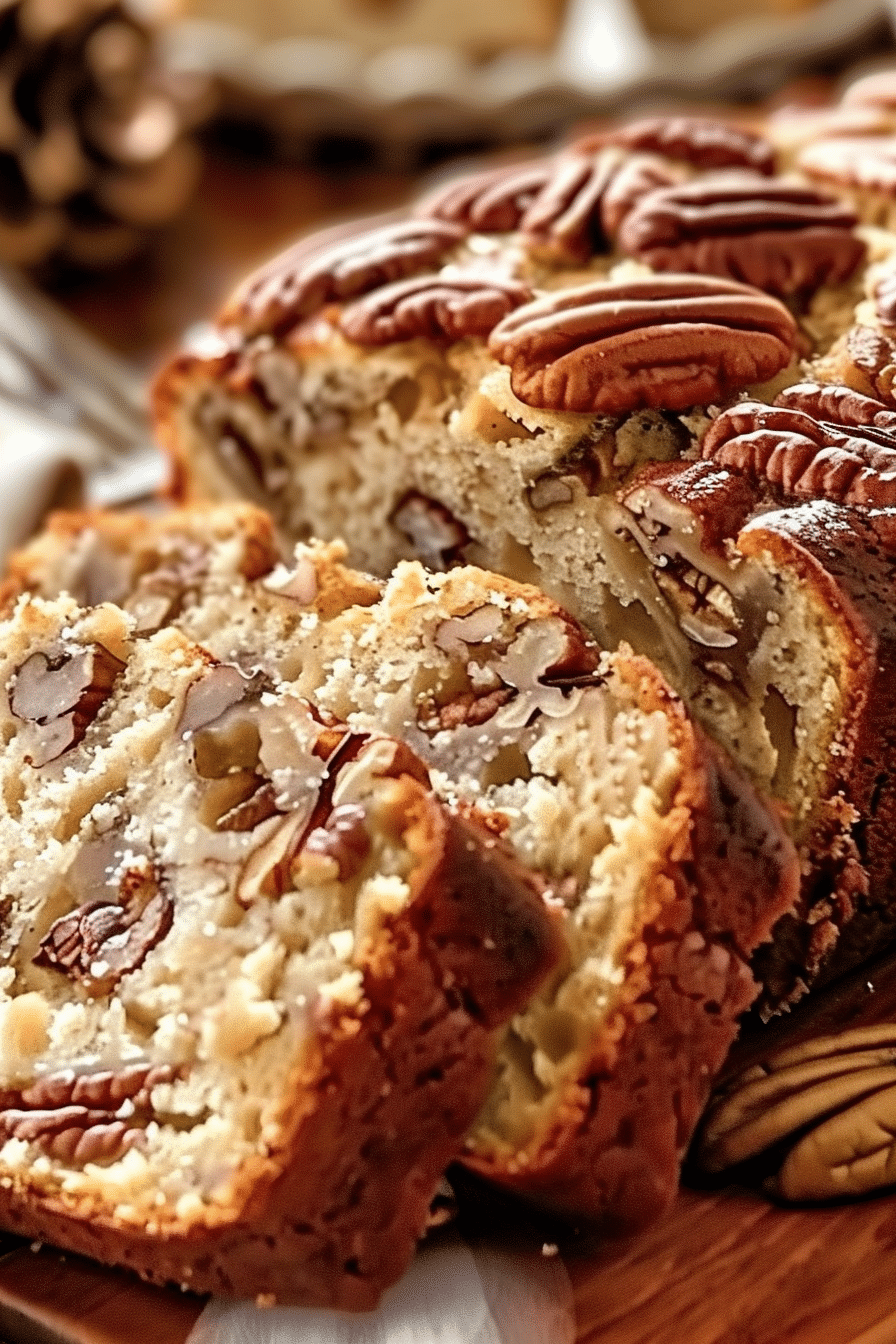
[775,379,896,433]
[698,1023,896,1201]
[0,1061,174,1165]
[487,274,798,415]
[35,861,173,995]
[415,159,551,232]
[416,147,675,262]
[339,274,532,346]
[617,172,864,296]
[799,136,896,196]
[221,217,466,339]
[842,325,896,401]
[11,643,125,767]
[579,115,775,175]
[701,396,896,506]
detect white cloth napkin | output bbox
[188,1237,575,1344]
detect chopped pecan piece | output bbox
[488,274,798,415]
[579,116,775,175]
[10,643,125,767]
[221,218,466,339]
[697,1023,896,1201]
[304,803,371,880]
[799,135,896,197]
[339,274,531,346]
[34,861,173,995]
[436,686,515,730]
[701,396,896,506]
[618,173,864,297]
[392,492,469,569]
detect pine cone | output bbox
[0,0,201,268]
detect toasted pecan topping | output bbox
[221,217,466,339]
[701,394,896,506]
[487,274,798,415]
[339,273,531,346]
[416,159,552,232]
[34,861,173,995]
[618,172,864,296]
[416,147,675,262]
[799,135,896,196]
[578,115,775,175]
[11,644,125,767]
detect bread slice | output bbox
[2,507,800,1227]
[0,591,560,1306]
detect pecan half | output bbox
[391,492,469,569]
[0,1061,174,1165]
[697,1023,896,1201]
[34,861,173,995]
[415,159,551,232]
[10,644,125,767]
[339,273,531,346]
[579,116,775,175]
[221,218,466,339]
[701,397,896,506]
[416,148,676,262]
[775,379,896,433]
[618,172,864,297]
[487,274,798,415]
[799,136,896,197]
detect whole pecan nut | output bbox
[577,115,775,175]
[221,217,466,339]
[339,273,532,346]
[799,136,896,196]
[701,390,896,506]
[11,643,125,767]
[487,274,799,415]
[618,173,864,296]
[697,1023,896,1201]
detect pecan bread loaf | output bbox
[0,590,561,1306]
[152,102,896,1013]
[2,506,799,1227]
